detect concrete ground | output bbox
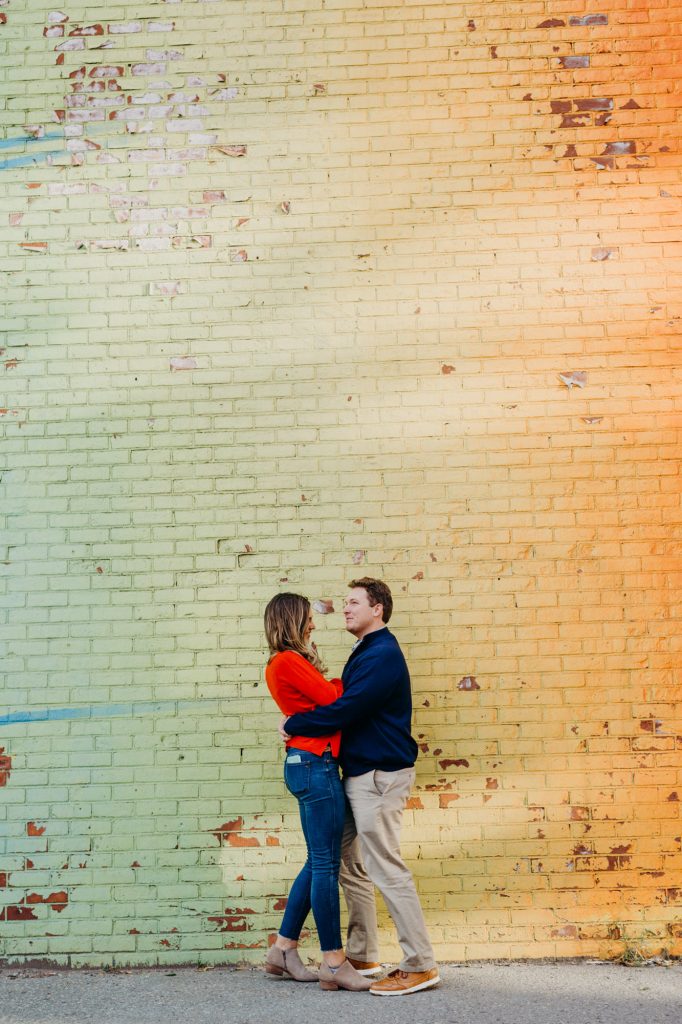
[0,960,680,1024]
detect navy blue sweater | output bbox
[284,627,418,777]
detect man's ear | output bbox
[373,603,384,620]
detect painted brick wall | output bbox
[1,0,681,966]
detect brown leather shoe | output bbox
[369,967,440,996]
[319,959,372,992]
[265,945,317,982]
[347,956,383,976]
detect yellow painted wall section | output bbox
[1,1,681,965]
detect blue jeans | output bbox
[279,747,345,952]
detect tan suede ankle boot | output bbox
[319,959,372,992]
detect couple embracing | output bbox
[263,577,439,996]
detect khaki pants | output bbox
[339,767,436,972]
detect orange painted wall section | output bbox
[0,1,681,965]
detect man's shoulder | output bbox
[348,629,406,666]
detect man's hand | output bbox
[279,716,291,742]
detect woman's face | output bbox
[304,612,315,642]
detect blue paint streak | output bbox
[0,150,66,171]
[0,699,219,727]
[0,132,66,150]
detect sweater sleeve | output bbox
[271,652,342,706]
[285,645,400,736]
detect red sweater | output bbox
[265,650,343,757]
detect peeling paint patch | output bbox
[0,891,68,921]
[458,676,480,691]
[18,241,48,253]
[69,24,104,36]
[56,37,85,52]
[557,55,590,69]
[591,247,616,261]
[170,355,197,371]
[0,747,11,786]
[570,14,608,27]
[150,281,181,297]
[558,370,587,389]
[211,817,260,848]
[27,822,46,836]
[312,599,334,615]
[208,906,255,932]
[214,144,247,157]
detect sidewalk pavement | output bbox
[0,960,680,1024]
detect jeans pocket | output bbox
[284,761,310,798]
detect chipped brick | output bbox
[312,599,334,614]
[458,676,480,691]
[55,37,85,51]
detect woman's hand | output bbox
[279,716,292,742]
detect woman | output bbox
[263,593,370,992]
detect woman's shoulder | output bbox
[270,649,302,663]
[268,649,307,671]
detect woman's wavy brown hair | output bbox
[264,592,325,672]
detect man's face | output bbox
[343,587,383,638]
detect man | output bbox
[282,577,440,996]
